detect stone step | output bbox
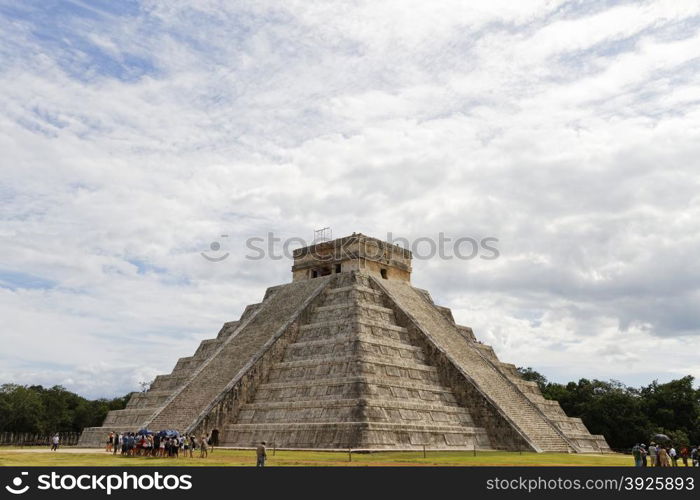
[283,335,425,363]
[296,319,412,344]
[227,422,482,432]
[222,421,492,449]
[239,303,263,321]
[237,402,471,426]
[259,375,450,391]
[326,285,382,295]
[299,319,407,333]
[255,375,458,404]
[241,397,471,414]
[322,285,388,307]
[308,301,396,323]
[216,320,240,340]
[103,408,154,427]
[125,390,174,409]
[272,354,437,372]
[267,355,441,385]
[313,302,394,314]
[286,334,422,353]
[149,374,190,392]
[236,399,475,426]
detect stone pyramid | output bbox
[80,234,610,452]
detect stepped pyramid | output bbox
[79,234,610,452]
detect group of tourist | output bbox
[45,430,269,465]
[632,442,700,467]
[105,431,211,458]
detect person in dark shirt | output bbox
[256,441,267,467]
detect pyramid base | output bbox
[78,427,135,447]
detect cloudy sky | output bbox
[1,0,699,398]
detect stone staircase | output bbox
[474,345,609,452]
[223,273,491,449]
[144,277,331,432]
[76,283,319,447]
[77,319,245,446]
[374,277,578,453]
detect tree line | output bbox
[518,369,700,449]
[0,384,129,434]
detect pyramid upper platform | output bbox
[292,233,412,282]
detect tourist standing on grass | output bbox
[691,446,698,466]
[106,432,113,452]
[189,435,196,458]
[669,446,678,466]
[179,435,185,458]
[680,446,689,466]
[200,435,208,458]
[256,441,267,467]
[210,429,219,454]
[113,432,119,455]
[640,444,648,466]
[632,444,642,467]
[51,434,59,451]
[648,443,658,466]
[658,446,670,467]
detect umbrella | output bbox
[652,433,670,443]
[157,429,180,438]
[137,429,154,436]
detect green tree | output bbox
[640,376,699,444]
[0,384,130,434]
[517,367,548,393]
[0,384,45,432]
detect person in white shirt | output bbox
[669,447,678,467]
[51,434,59,451]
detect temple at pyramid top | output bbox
[292,233,412,282]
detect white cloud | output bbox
[0,0,699,397]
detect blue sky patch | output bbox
[0,270,57,290]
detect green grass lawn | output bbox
[0,447,631,467]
